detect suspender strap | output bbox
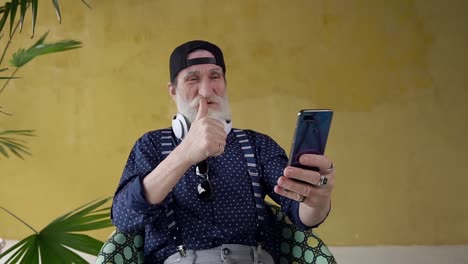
[233,129,267,244]
[160,129,186,256]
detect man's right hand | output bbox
[179,98,227,165]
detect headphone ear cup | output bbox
[172,117,183,139]
[172,114,189,139]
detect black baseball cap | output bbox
[169,40,226,82]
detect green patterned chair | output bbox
[95,203,336,264]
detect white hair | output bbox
[175,93,232,124]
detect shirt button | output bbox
[222,248,230,255]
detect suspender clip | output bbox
[177,245,186,257]
[257,243,263,254]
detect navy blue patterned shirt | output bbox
[112,128,309,263]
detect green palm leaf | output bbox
[1,236,35,264]
[52,0,62,23]
[19,0,27,32]
[31,0,37,37]
[10,31,82,68]
[80,0,92,9]
[0,197,113,263]
[0,129,35,158]
[0,0,90,35]
[9,0,19,37]
[0,129,35,136]
[0,3,11,34]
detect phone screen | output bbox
[288,109,333,171]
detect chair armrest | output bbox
[95,230,144,264]
[267,202,337,264]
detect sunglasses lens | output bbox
[196,160,209,176]
[197,180,212,200]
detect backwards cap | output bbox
[169,40,226,82]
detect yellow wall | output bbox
[1,0,467,245]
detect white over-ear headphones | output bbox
[172,113,190,140]
[172,113,232,140]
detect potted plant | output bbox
[0,1,113,262]
[0,198,112,263]
[0,0,84,158]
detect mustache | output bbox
[189,96,224,108]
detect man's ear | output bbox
[168,82,176,98]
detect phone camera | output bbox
[304,114,316,121]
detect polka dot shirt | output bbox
[111,129,308,263]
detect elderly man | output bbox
[112,40,335,264]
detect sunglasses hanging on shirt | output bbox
[195,160,213,201]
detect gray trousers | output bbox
[163,244,274,264]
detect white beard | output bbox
[175,94,232,125]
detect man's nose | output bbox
[198,79,214,98]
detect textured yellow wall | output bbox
[1,0,467,245]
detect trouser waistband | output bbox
[163,244,274,264]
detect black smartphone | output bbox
[288,109,333,171]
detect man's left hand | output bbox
[274,154,335,225]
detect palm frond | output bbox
[80,0,92,9]
[0,67,19,80]
[9,0,18,37]
[0,0,90,36]
[19,0,27,32]
[0,129,35,136]
[0,106,12,116]
[0,197,113,262]
[52,0,62,23]
[0,3,11,34]
[10,31,82,68]
[30,0,37,38]
[0,129,35,158]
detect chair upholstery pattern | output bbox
[96,203,336,264]
[95,230,144,264]
[268,205,336,264]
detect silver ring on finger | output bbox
[318,174,328,186]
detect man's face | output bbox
[170,50,231,123]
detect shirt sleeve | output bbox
[252,131,329,230]
[111,132,171,234]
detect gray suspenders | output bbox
[159,128,267,257]
[233,129,267,245]
[159,130,184,254]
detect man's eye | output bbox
[187,77,198,81]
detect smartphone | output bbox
[288,109,333,171]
